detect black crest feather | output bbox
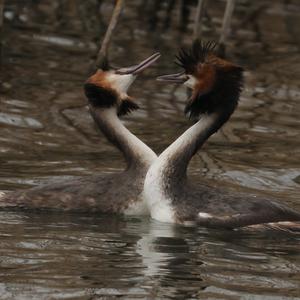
[118,99,140,116]
[175,39,244,120]
[175,40,217,73]
[84,83,117,108]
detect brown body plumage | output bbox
[144,40,300,230]
[0,53,160,214]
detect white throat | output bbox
[107,73,136,99]
[93,107,157,216]
[102,108,157,166]
[143,114,216,223]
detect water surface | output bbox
[0,0,300,299]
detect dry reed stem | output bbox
[96,0,124,68]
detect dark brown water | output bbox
[0,0,300,299]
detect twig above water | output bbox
[193,0,206,39]
[0,0,3,26]
[219,0,235,45]
[96,0,124,68]
[0,0,4,64]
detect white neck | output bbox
[144,113,220,222]
[148,113,219,178]
[90,106,157,170]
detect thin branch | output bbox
[193,0,206,39]
[0,1,4,36]
[0,0,4,65]
[96,0,124,68]
[219,0,235,44]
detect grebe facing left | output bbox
[0,53,160,214]
[144,40,300,230]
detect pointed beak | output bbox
[116,52,161,75]
[157,71,188,84]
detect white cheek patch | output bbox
[184,75,197,89]
[107,73,136,97]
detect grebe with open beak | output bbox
[143,40,300,230]
[0,53,160,214]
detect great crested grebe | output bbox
[143,40,300,229]
[0,53,159,214]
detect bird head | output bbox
[157,40,243,120]
[85,52,160,116]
